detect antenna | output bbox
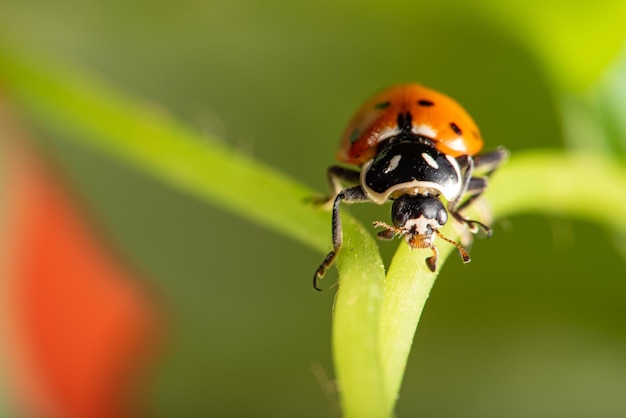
[434,229,471,263]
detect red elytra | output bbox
[337,83,484,165]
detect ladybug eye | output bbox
[374,101,391,109]
[417,99,434,107]
[450,122,462,136]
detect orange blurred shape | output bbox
[1,140,159,418]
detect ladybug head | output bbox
[374,194,470,271]
[390,194,447,247]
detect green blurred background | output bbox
[2,0,626,417]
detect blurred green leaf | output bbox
[592,45,626,156]
[0,41,331,253]
[561,41,626,156]
[474,0,626,92]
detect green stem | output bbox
[487,150,626,229]
[332,214,387,418]
[378,242,446,414]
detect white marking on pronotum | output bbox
[412,124,437,138]
[383,154,402,174]
[377,126,401,142]
[421,153,439,169]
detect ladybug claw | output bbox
[468,220,492,237]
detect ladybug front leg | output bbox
[448,148,508,234]
[314,185,369,291]
[458,148,508,213]
[448,177,492,235]
[452,177,489,216]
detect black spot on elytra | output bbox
[418,99,434,107]
[375,101,391,109]
[349,128,361,143]
[450,122,462,135]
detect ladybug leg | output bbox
[314,185,369,291]
[322,166,361,206]
[450,154,475,209]
[453,177,488,214]
[311,166,361,208]
[448,148,508,235]
[473,146,509,176]
[328,166,361,192]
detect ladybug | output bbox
[314,83,508,291]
